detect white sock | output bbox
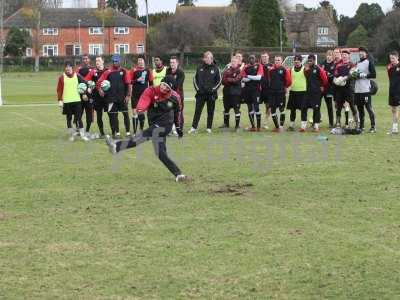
[314,123,319,130]
[289,121,295,127]
[301,121,307,129]
[393,123,398,132]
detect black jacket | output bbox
[193,62,221,97]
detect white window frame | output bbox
[114,44,129,54]
[318,27,329,36]
[89,44,103,55]
[42,44,59,57]
[114,27,129,35]
[25,48,32,57]
[21,28,32,36]
[136,43,145,54]
[42,28,58,35]
[89,27,103,35]
[73,44,81,56]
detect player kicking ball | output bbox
[105,76,187,182]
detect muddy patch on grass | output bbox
[212,183,254,196]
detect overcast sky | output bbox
[137,0,393,17]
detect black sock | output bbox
[224,113,229,127]
[138,114,145,130]
[256,113,261,128]
[272,114,279,128]
[280,112,285,127]
[86,122,91,133]
[132,116,138,134]
[235,113,240,128]
[249,112,255,128]
[345,111,349,125]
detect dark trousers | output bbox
[355,93,375,129]
[67,113,83,129]
[108,102,130,135]
[192,94,216,129]
[322,94,334,127]
[95,108,105,135]
[82,101,94,132]
[115,124,181,177]
[223,95,241,128]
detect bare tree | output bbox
[20,0,49,72]
[374,9,400,58]
[150,13,213,62]
[211,5,248,54]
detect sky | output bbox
[136,0,393,17]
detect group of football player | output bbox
[56,48,400,181]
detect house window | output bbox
[74,44,81,56]
[89,27,103,35]
[89,44,103,55]
[114,27,129,35]
[43,44,58,56]
[136,44,145,54]
[318,27,329,35]
[115,44,129,54]
[42,28,58,35]
[21,28,32,36]
[26,48,32,57]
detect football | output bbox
[77,82,87,94]
[101,80,111,92]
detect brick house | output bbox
[285,3,338,48]
[3,7,146,57]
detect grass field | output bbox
[1,67,400,299]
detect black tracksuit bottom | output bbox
[115,124,181,177]
[191,94,216,129]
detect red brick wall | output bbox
[3,26,146,57]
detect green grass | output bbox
[1,67,400,299]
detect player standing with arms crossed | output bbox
[241,54,264,131]
[221,56,242,131]
[268,55,291,132]
[320,50,336,129]
[301,55,328,132]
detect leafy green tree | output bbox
[338,15,358,46]
[346,24,369,47]
[107,0,137,18]
[248,0,284,47]
[5,27,31,57]
[354,3,384,36]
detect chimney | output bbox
[295,4,304,13]
[98,0,106,9]
[326,4,334,18]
